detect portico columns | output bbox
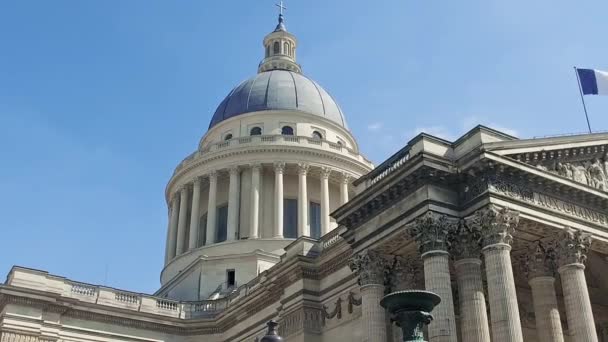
[165,196,179,263]
[467,206,523,342]
[349,250,391,342]
[250,164,261,239]
[175,186,189,255]
[339,173,350,205]
[522,241,564,342]
[409,212,458,342]
[188,177,202,250]
[320,167,331,236]
[448,222,491,342]
[205,171,218,245]
[274,162,285,238]
[227,166,240,241]
[556,228,597,342]
[297,163,309,237]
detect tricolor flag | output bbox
[576,68,608,95]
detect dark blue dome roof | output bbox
[209,70,347,129]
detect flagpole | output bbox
[574,66,593,133]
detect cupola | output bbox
[258,10,301,74]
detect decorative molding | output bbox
[447,219,482,260]
[407,212,456,255]
[273,161,286,173]
[347,291,361,314]
[388,256,423,292]
[486,175,608,227]
[322,296,342,320]
[510,145,608,192]
[465,205,520,248]
[349,250,391,287]
[320,167,331,179]
[297,163,309,175]
[521,240,557,279]
[341,172,352,184]
[556,227,593,267]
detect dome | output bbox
[209,70,348,129]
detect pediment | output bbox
[483,135,608,192]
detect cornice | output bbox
[165,145,372,202]
[333,152,454,222]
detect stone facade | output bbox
[3,7,608,342]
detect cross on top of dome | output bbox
[274,1,287,32]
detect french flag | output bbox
[576,68,608,95]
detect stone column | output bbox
[320,167,331,236]
[521,240,564,342]
[339,173,350,205]
[227,166,240,241]
[448,221,491,342]
[273,162,285,238]
[188,177,202,250]
[408,212,458,342]
[250,163,261,239]
[349,250,391,342]
[297,163,309,237]
[467,205,523,342]
[205,171,218,245]
[165,195,180,264]
[556,228,597,342]
[175,185,189,255]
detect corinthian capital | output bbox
[447,220,482,260]
[407,212,457,255]
[465,205,520,248]
[556,228,593,267]
[297,163,309,175]
[522,240,557,279]
[388,256,423,291]
[349,250,391,286]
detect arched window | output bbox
[337,141,343,146]
[250,127,262,136]
[284,42,289,55]
[312,131,323,140]
[224,133,233,141]
[281,126,294,135]
[273,41,280,54]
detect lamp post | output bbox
[380,290,441,342]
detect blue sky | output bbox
[1,0,607,294]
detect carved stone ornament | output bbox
[465,205,520,248]
[349,250,391,286]
[407,212,457,255]
[388,256,424,291]
[521,240,557,279]
[556,227,593,267]
[447,219,483,260]
[274,162,286,173]
[533,151,608,191]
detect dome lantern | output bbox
[258,3,301,74]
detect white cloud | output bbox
[367,122,383,132]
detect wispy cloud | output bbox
[461,115,519,137]
[367,122,384,132]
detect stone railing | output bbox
[5,267,234,319]
[356,146,410,187]
[320,227,345,252]
[173,135,373,176]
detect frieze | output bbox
[487,176,608,227]
[511,145,608,192]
